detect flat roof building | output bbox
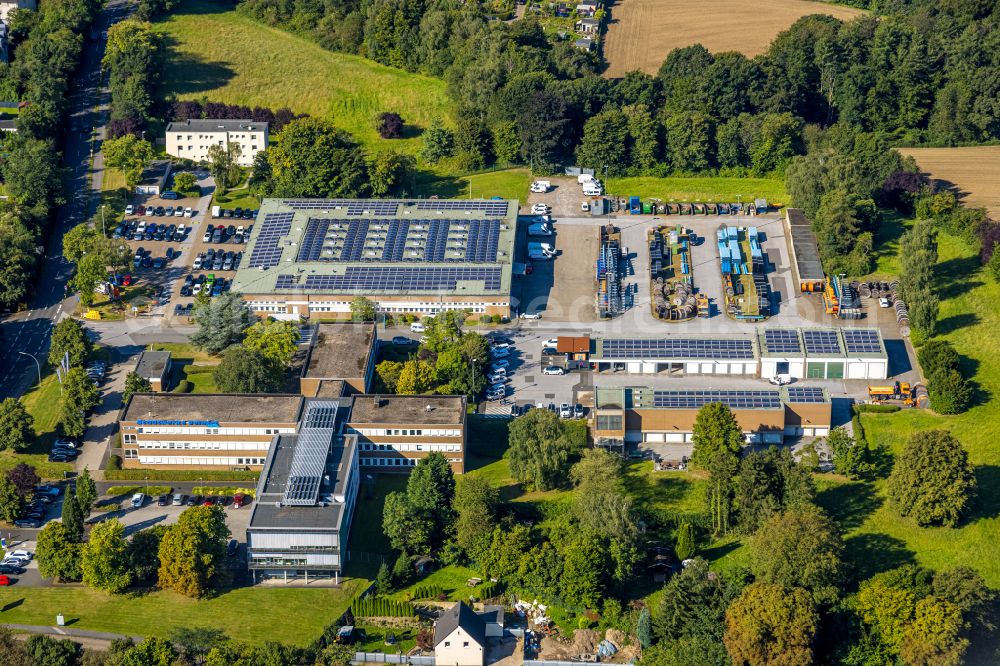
[165,119,268,167]
[593,385,832,446]
[230,198,519,320]
[134,351,172,392]
[119,393,304,470]
[299,322,377,397]
[784,208,825,292]
[136,160,172,196]
[247,399,359,584]
[347,394,468,473]
[757,328,887,380]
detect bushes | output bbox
[917,340,972,414]
[351,595,415,618]
[172,380,192,393]
[104,469,260,482]
[475,580,505,600]
[855,403,901,414]
[410,584,444,600]
[107,455,122,470]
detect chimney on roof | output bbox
[425,404,434,412]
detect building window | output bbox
[463,642,469,648]
[596,415,623,431]
[445,642,450,648]
[123,434,137,445]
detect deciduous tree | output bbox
[123,371,152,404]
[507,408,575,491]
[0,398,34,451]
[453,475,499,552]
[887,430,976,527]
[191,292,254,354]
[59,367,101,439]
[103,134,155,188]
[724,583,817,666]
[81,518,133,593]
[48,318,92,367]
[750,505,843,604]
[7,462,39,496]
[213,346,285,393]
[690,402,743,470]
[242,318,300,366]
[158,506,230,597]
[267,118,369,198]
[350,296,377,322]
[76,467,97,517]
[421,118,454,163]
[36,522,82,582]
[0,476,24,522]
[395,359,435,394]
[206,141,243,192]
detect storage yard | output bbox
[718,225,772,322]
[603,0,864,77]
[648,224,706,322]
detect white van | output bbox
[410,322,426,333]
[530,180,551,193]
[211,205,221,218]
[583,183,603,196]
[577,174,595,184]
[529,241,555,254]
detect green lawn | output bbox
[347,474,408,579]
[213,185,260,212]
[0,584,361,645]
[423,168,532,202]
[392,564,484,602]
[864,211,911,279]
[149,343,220,393]
[155,0,453,157]
[12,372,74,479]
[604,176,789,204]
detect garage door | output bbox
[644,433,665,442]
[807,362,825,378]
[826,362,844,379]
[848,362,867,379]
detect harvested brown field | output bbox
[603,0,864,78]
[901,146,1000,220]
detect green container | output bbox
[643,203,653,214]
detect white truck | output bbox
[577,173,596,184]
[528,222,553,236]
[530,180,551,193]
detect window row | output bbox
[128,426,290,436]
[353,428,461,437]
[360,442,461,452]
[132,441,272,451]
[136,456,265,466]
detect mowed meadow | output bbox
[154,0,453,155]
[603,0,864,77]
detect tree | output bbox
[158,505,230,597]
[383,453,455,555]
[48,318,92,367]
[214,346,285,394]
[36,522,82,582]
[375,112,404,139]
[0,398,34,451]
[664,111,715,172]
[61,486,84,541]
[103,134,155,188]
[72,252,111,307]
[129,524,168,586]
[887,430,976,527]
[636,607,652,649]
[59,367,101,439]
[654,558,745,646]
[570,449,637,544]
[928,369,973,415]
[749,505,843,605]
[421,118,454,163]
[24,634,79,666]
[507,408,575,491]
[826,427,878,479]
[368,151,416,197]
[723,583,818,666]
[350,296,377,322]
[77,467,97,517]
[7,462,39,496]
[123,371,152,404]
[517,91,570,170]
[375,561,393,594]
[561,532,608,607]
[172,171,197,194]
[243,318,300,366]
[900,597,968,666]
[0,476,24,522]
[491,121,521,165]
[375,360,404,393]
[190,292,254,354]
[733,446,814,533]
[114,636,177,666]
[63,223,100,264]
[267,118,369,198]
[453,475,499,552]
[395,359,435,394]
[933,566,995,631]
[0,216,37,305]
[674,522,696,561]
[206,141,243,192]
[81,518,133,593]
[575,109,630,175]
[690,402,743,470]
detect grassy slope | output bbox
[604,176,789,204]
[154,0,453,158]
[11,373,74,479]
[0,584,360,645]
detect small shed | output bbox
[575,17,599,33]
[136,160,172,195]
[135,350,172,391]
[574,37,594,51]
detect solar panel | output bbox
[302,399,339,429]
[283,400,339,506]
[785,387,826,403]
[601,338,754,360]
[247,213,293,268]
[415,201,509,217]
[764,329,801,354]
[296,218,331,262]
[843,329,882,354]
[802,330,840,355]
[652,390,781,410]
[273,266,502,292]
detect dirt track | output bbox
[901,146,1000,221]
[603,0,864,77]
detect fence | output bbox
[524,660,589,666]
[353,653,436,666]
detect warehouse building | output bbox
[299,322,377,397]
[229,198,518,320]
[757,328,888,380]
[592,385,831,446]
[784,208,825,293]
[347,395,467,473]
[247,399,359,583]
[119,394,304,470]
[165,119,268,166]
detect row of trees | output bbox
[169,99,306,133]
[102,19,159,139]
[917,339,974,415]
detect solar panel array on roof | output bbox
[283,400,339,506]
[601,338,754,360]
[415,201,509,217]
[274,266,502,292]
[247,213,293,268]
[842,329,882,354]
[280,200,399,216]
[802,330,841,355]
[785,387,826,403]
[653,390,781,410]
[764,329,801,354]
[274,274,297,289]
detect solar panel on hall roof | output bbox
[414,201,509,217]
[764,329,801,354]
[247,212,293,268]
[842,329,882,354]
[652,390,781,410]
[279,266,502,292]
[802,330,841,355]
[785,386,826,403]
[601,338,754,360]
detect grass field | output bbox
[11,373,74,479]
[604,176,789,204]
[603,0,864,77]
[900,145,1000,220]
[212,185,260,212]
[155,0,453,157]
[0,584,361,645]
[150,342,220,392]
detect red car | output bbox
[121,275,133,286]
[0,575,11,586]
[232,493,245,508]
[203,496,216,506]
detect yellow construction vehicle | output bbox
[868,382,914,406]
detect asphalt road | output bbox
[0,0,133,400]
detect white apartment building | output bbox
[165,119,268,166]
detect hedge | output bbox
[475,580,504,600]
[351,595,415,618]
[411,584,444,600]
[854,403,901,414]
[104,469,260,482]
[107,455,122,470]
[172,380,192,393]
[105,485,173,496]
[192,486,256,497]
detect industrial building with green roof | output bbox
[230,198,519,319]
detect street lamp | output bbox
[100,204,106,237]
[18,351,41,387]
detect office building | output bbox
[165,119,268,166]
[299,322,377,397]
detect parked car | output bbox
[0,575,12,586]
[490,359,509,370]
[227,539,239,557]
[14,518,40,528]
[172,493,186,506]
[174,206,184,217]
[232,493,246,508]
[165,206,174,216]
[184,207,194,218]
[8,550,32,562]
[124,204,134,215]
[410,322,425,333]
[0,565,23,575]
[574,404,585,418]
[156,494,169,506]
[186,495,202,506]
[131,493,145,508]
[541,347,558,355]
[391,336,416,346]
[203,226,214,242]
[520,312,542,320]
[559,403,572,418]
[491,347,510,358]
[542,366,565,376]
